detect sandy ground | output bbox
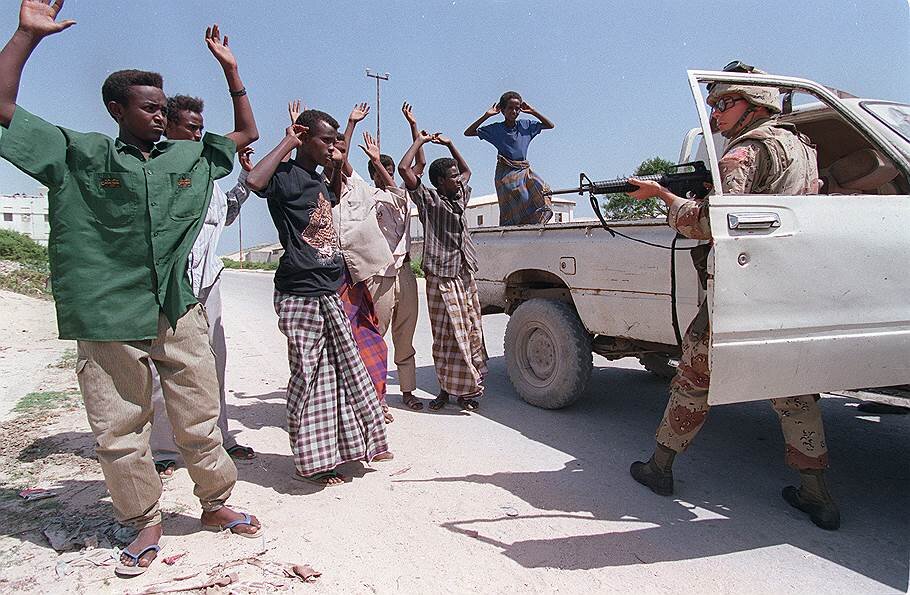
[0,273,907,594]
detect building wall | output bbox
[0,192,50,245]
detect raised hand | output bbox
[519,100,535,113]
[430,133,451,145]
[417,129,435,143]
[358,131,381,161]
[485,102,500,117]
[238,146,255,172]
[285,124,308,148]
[287,99,306,124]
[349,102,370,123]
[402,101,417,125]
[18,0,76,38]
[204,24,237,71]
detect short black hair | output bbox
[295,109,340,131]
[167,95,204,123]
[429,157,457,188]
[102,70,164,106]
[498,90,522,109]
[367,154,395,179]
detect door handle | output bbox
[727,212,781,230]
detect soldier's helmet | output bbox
[707,82,781,114]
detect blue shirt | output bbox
[477,119,543,161]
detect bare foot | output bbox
[382,403,394,424]
[118,524,162,571]
[200,506,262,536]
[372,451,395,462]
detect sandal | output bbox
[154,459,176,479]
[402,393,424,411]
[294,470,346,487]
[202,512,264,539]
[429,391,449,411]
[115,544,160,577]
[225,444,256,460]
[457,396,480,411]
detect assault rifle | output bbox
[545,161,713,245]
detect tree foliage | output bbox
[0,229,48,267]
[599,156,676,220]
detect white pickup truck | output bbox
[473,69,910,409]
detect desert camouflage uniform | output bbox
[654,117,829,470]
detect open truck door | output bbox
[684,70,910,405]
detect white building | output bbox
[0,188,50,245]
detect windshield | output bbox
[862,101,910,143]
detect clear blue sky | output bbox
[1,0,908,254]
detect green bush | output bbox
[409,255,424,278]
[221,257,279,271]
[0,229,48,267]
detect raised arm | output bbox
[341,102,369,178]
[0,0,76,126]
[205,24,258,149]
[245,125,306,192]
[463,102,499,137]
[520,100,555,129]
[432,134,471,185]
[359,131,394,190]
[402,101,426,177]
[398,130,434,191]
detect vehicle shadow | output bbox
[402,355,909,590]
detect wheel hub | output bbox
[526,328,556,379]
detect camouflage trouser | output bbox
[655,302,829,470]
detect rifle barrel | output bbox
[545,186,584,196]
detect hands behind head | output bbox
[358,131,380,161]
[285,124,308,148]
[627,177,663,201]
[402,102,417,125]
[418,130,450,145]
[205,24,237,70]
[288,99,305,125]
[238,146,255,172]
[18,0,76,38]
[519,100,534,113]
[485,102,501,117]
[349,102,370,123]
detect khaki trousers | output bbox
[76,305,237,529]
[655,302,829,470]
[366,264,419,393]
[150,276,235,458]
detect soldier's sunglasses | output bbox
[712,97,746,113]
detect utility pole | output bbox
[237,209,243,269]
[365,69,390,148]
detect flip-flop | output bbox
[457,397,480,411]
[429,392,449,411]
[225,444,257,460]
[154,459,176,479]
[115,544,160,577]
[293,470,346,487]
[201,512,264,539]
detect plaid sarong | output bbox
[425,268,488,397]
[494,154,552,226]
[338,268,388,402]
[274,291,390,476]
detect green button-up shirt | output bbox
[0,106,235,341]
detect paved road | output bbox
[218,269,909,593]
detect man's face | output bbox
[502,98,521,123]
[437,165,461,196]
[711,94,751,135]
[109,85,167,143]
[301,119,339,167]
[166,109,204,142]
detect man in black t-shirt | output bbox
[247,110,392,486]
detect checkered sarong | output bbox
[494,154,551,226]
[274,291,390,476]
[425,269,488,397]
[338,269,387,403]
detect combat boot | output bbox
[782,469,840,531]
[630,444,676,496]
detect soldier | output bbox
[626,76,839,530]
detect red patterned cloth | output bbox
[338,268,388,402]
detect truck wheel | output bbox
[639,354,678,380]
[504,298,593,409]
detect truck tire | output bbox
[504,298,593,409]
[639,353,678,380]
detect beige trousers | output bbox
[75,305,237,529]
[366,264,419,393]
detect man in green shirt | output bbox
[0,0,262,576]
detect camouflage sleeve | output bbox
[719,140,769,194]
[668,197,712,240]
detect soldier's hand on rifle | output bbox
[627,177,664,201]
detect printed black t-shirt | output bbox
[254,161,343,296]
